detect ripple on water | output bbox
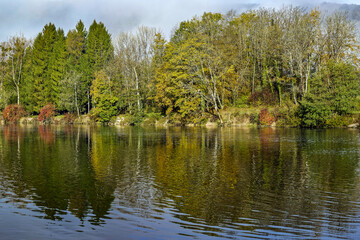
[1,127,360,239]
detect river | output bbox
[0,126,359,239]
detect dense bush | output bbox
[248,88,279,106]
[259,108,275,126]
[90,71,119,123]
[325,114,353,127]
[128,111,145,125]
[298,100,331,127]
[146,112,162,121]
[249,113,259,124]
[89,97,119,123]
[298,61,359,128]
[39,103,56,123]
[63,112,77,124]
[274,104,301,127]
[3,104,28,122]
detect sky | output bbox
[0,0,359,41]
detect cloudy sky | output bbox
[0,0,359,41]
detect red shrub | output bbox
[39,103,56,122]
[259,108,275,126]
[64,112,77,124]
[3,104,28,122]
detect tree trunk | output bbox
[214,99,223,124]
[252,58,256,93]
[108,76,112,97]
[305,60,311,95]
[278,84,281,106]
[292,83,297,105]
[75,83,80,117]
[133,67,141,112]
[87,90,90,114]
[16,85,20,105]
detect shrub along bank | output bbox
[1,104,359,128]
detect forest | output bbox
[0,6,359,127]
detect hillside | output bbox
[319,2,360,21]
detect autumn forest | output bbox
[0,6,359,127]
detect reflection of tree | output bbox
[38,125,55,144]
[0,126,359,238]
[152,127,360,237]
[0,126,117,223]
[3,124,24,142]
[296,129,360,234]
[111,127,163,218]
[258,127,281,191]
[0,125,27,200]
[87,128,118,223]
[153,127,255,226]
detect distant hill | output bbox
[318,2,360,21]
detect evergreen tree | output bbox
[59,20,87,114]
[66,20,86,70]
[49,29,67,107]
[298,61,360,127]
[27,23,67,113]
[83,20,113,113]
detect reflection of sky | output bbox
[0,0,359,41]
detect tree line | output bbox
[0,6,359,126]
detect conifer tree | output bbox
[28,23,67,112]
[84,20,113,113]
[49,29,67,106]
[59,20,87,114]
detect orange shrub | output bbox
[63,112,77,124]
[39,103,56,122]
[3,104,28,122]
[259,108,275,126]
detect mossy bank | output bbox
[2,106,359,129]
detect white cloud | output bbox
[0,0,358,41]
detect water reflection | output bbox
[0,126,359,239]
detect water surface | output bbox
[0,126,359,239]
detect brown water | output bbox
[0,126,359,239]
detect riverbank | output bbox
[2,106,359,129]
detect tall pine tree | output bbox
[84,20,113,113]
[59,20,87,114]
[26,23,67,113]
